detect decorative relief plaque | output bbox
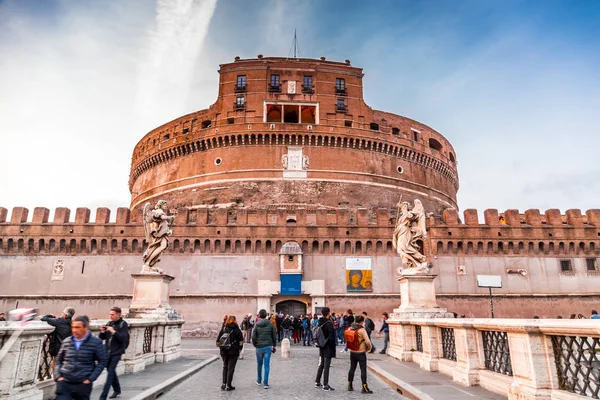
[287,81,296,94]
[51,260,65,281]
[14,340,39,387]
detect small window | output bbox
[345,120,352,127]
[586,258,598,271]
[429,138,443,151]
[182,128,189,135]
[336,98,346,112]
[288,255,294,262]
[162,134,170,141]
[270,74,280,87]
[335,78,346,95]
[237,75,246,87]
[227,117,235,124]
[235,96,245,109]
[392,127,400,135]
[201,120,211,129]
[449,152,455,162]
[560,260,573,272]
[397,166,403,174]
[214,157,222,166]
[412,130,420,142]
[370,123,379,131]
[303,76,312,88]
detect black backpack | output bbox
[117,320,130,350]
[218,329,232,349]
[366,318,375,332]
[312,320,330,348]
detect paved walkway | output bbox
[89,338,507,399]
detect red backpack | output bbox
[344,327,362,351]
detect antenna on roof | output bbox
[287,29,300,59]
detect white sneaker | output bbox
[264,385,270,389]
[256,381,262,386]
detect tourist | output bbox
[302,314,312,346]
[379,312,390,354]
[0,312,5,321]
[41,307,75,370]
[281,314,292,341]
[570,314,577,319]
[242,314,253,343]
[98,307,130,400]
[340,309,355,352]
[577,314,586,319]
[591,310,600,319]
[252,309,277,389]
[362,311,376,353]
[221,314,228,329]
[275,313,283,342]
[346,315,373,394]
[216,315,244,391]
[54,316,107,400]
[292,315,301,344]
[315,307,336,391]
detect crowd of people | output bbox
[216,307,391,393]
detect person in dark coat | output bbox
[98,307,129,400]
[216,315,244,391]
[315,307,336,391]
[55,315,108,400]
[41,307,75,371]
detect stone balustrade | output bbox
[387,317,600,399]
[0,318,184,400]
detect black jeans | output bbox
[221,354,239,387]
[100,354,122,398]
[315,356,332,386]
[348,352,368,385]
[55,380,92,400]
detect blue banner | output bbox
[280,274,302,295]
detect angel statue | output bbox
[141,200,175,274]
[392,199,429,274]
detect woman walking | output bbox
[216,315,244,391]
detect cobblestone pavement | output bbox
[169,338,405,399]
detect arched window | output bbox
[429,138,443,152]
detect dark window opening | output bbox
[201,120,211,129]
[182,128,189,134]
[266,104,282,123]
[392,127,400,135]
[227,117,235,124]
[336,98,346,113]
[335,78,346,95]
[429,138,443,152]
[162,134,170,141]
[288,255,294,262]
[235,75,247,92]
[560,260,573,272]
[301,105,316,124]
[587,258,598,271]
[284,105,299,123]
[303,76,314,93]
[412,130,420,142]
[235,96,245,109]
[370,123,379,131]
[449,152,455,162]
[345,120,352,127]
[269,74,281,92]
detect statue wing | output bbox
[413,200,427,238]
[142,202,153,243]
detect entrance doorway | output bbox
[276,300,307,317]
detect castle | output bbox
[1,56,598,335]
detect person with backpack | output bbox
[362,311,376,354]
[41,307,75,372]
[216,315,244,391]
[340,309,355,352]
[281,314,292,341]
[98,307,129,400]
[344,315,374,394]
[314,307,336,391]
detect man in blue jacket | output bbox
[55,315,108,400]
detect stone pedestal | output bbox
[392,274,453,319]
[128,274,176,320]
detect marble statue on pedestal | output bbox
[393,199,430,275]
[141,200,175,274]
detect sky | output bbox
[1,0,599,222]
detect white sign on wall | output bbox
[477,275,502,288]
[287,81,296,94]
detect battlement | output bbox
[438,208,600,227]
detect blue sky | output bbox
[0,0,598,220]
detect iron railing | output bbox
[481,330,513,376]
[37,334,54,381]
[143,326,153,354]
[415,325,423,352]
[551,335,600,398]
[335,87,347,95]
[335,105,347,113]
[441,328,457,361]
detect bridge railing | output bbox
[387,318,600,399]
